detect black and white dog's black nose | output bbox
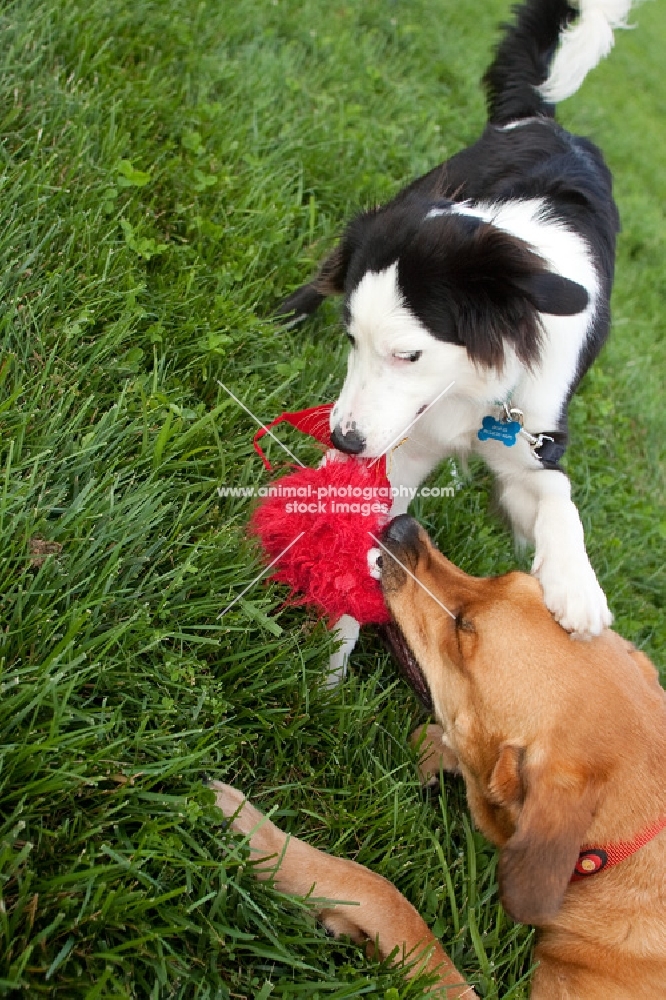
[330,423,366,455]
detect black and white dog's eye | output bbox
[394,350,422,362]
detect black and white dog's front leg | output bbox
[495,462,612,638]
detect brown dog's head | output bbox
[379,515,658,927]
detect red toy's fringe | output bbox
[250,458,391,625]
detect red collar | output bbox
[571,817,666,882]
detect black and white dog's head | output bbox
[323,194,590,456]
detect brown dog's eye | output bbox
[455,613,475,633]
[452,612,475,667]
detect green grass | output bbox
[0,0,663,996]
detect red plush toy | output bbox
[250,405,392,624]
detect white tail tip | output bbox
[539,0,635,103]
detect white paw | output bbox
[367,546,382,580]
[533,551,612,638]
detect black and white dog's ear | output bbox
[514,271,589,316]
[441,223,589,367]
[273,241,348,327]
[313,241,349,296]
[400,218,589,369]
[314,208,380,296]
[274,283,327,326]
[275,210,377,326]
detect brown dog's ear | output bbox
[498,758,597,926]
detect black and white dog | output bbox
[278,0,635,668]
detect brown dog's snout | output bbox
[382,513,421,548]
[381,515,423,561]
[379,515,425,591]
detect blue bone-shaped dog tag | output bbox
[477,415,521,446]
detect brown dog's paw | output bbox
[209,781,252,827]
[411,724,461,789]
[209,781,284,859]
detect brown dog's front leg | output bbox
[213,782,476,998]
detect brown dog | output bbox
[215,516,666,998]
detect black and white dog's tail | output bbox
[484,0,636,124]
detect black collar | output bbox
[533,431,568,469]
